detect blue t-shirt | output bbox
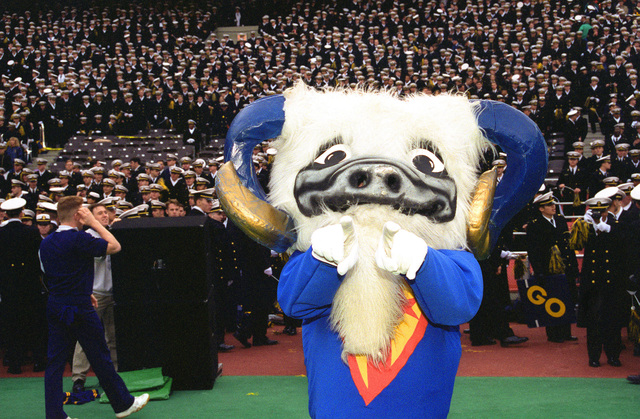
[40,226,108,297]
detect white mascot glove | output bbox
[263,267,273,276]
[375,221,428,280]
[187,138,195,144]
[311,216,358,275]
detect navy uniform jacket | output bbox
[165,177,189,206]
[206,218,240,289]
[610,157,631,182]
[0,220,42,303]
[227,221,272,309]
[585,154,604,174]
[525,213,578,279]
[619,204,640,227]
[626,211,640,278]
[563,119,581,146]
[578,213,628,328]
[628,159,640,175]
[588,169,609,197]
[182,127,204,151]
[556,165,588,201]
[24,187,41,211]
[36,169,54,191]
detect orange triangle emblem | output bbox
[347,288,428,405]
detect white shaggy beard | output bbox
[328,209,407,365]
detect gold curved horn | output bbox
[467,167,498,260]
[215,162,296,251]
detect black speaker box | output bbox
[111,217,218,390]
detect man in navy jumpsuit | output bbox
[39,196,148,419]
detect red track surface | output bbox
[216,323,640,379]
[3,324,639,379]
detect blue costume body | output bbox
[278,247,483,419]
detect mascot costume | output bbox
[216,83,547,418]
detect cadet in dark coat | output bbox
[207,203,240,352]
[585,139,606,174]
[577,196,628,367]
[0,197,46,374]
[610,143,632,182]
[588,155,611,197]
[469,221,528,347]
[525,192,579,343]
[171,93,190,132]
[24,174,42,211]
[187,190,238,350]
[164,166,189,206]
[563,109,583,147]
[555,151,588,215]
[228,218,277,348]
[118,93,142,135]
[183,119,204,154]
[34,158,54,192]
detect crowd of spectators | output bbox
[0,0,639,169]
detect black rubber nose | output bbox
[349,167,402,193]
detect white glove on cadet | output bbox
[311,216,358,275]
[375,221,428,280]
[595,220,611,233]
[500,250,517,260]
[583,210,595,225]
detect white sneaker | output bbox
[115,393,150,418]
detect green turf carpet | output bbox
[1,376,637,418]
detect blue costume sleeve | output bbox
[277,249,342,320]
[408,248,483,326]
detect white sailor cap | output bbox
[631,185,640,201]
[594,186,625,200]
[584,196,611,209]
[38,202,58,212]
[533,191,555,205]
[1,197,26,211]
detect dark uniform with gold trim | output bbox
[207,215,240,350]
[555,155,587,216]
[577,211,627,366]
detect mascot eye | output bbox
[410,149,446,175]
[313,144,351,168]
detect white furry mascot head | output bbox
[216,82,547,361]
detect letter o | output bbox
[545,298,566,318]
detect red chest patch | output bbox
[347,290,428,405]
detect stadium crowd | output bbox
[0,0,638,160]
[2,0,640,384]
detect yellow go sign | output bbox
[526,285,566,318]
